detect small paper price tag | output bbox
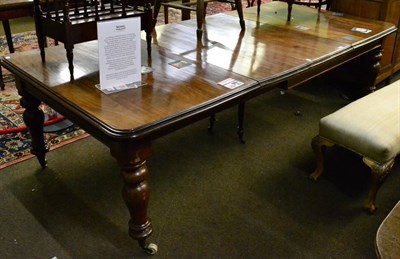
[294,25,310,31]
[168,60,192,69]
[218,78,244,89]
[351,27,372,34]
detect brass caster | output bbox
[309,172,320,181]
[143,242,158,255]
[364,203,377,214]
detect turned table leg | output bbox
[369,47,383,92]
[110,143,157,255]
[325,46,383,98]
[18,82,49,168]
[351,47,383,96]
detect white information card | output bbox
[97,17,142,93]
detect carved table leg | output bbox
[347,47,383,97]
[325,47,383,98]
[363,47,383,94]
[18,83,49,168]
[110,143,157,255]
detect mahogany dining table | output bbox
[1,1,396,255]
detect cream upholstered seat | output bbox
[310,79,400,213]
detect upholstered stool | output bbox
[310,79,400,213]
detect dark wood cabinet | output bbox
[330,0,400,84]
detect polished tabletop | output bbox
[153,2,395,84]
[2,40,258,140]
[2,2,396,140]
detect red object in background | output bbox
[0,116,65,134]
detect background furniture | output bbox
[0,0,34,90]
[0,0,33,53]
[252,0,330,17]
[286,0,330,9]
[310,80,400,213]
[153,0,245,39]
[329,0,400,85]
[34,0,153,80]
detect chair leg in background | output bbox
[0,60,4,91]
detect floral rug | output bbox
[0,0,272,169]
[0,33,89,169]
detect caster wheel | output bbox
[144,243,158,255]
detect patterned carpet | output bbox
[0,0,274,169]
[0,33,88,169]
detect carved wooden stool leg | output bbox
[310,135,334,181]
[362,157,395,214]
